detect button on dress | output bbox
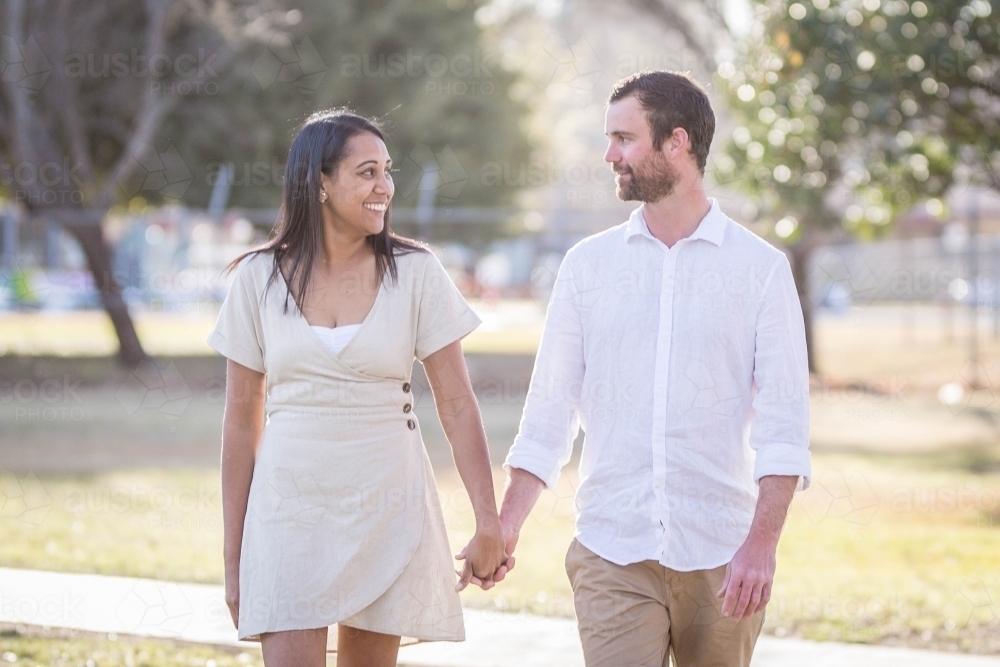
[207,248,482,651]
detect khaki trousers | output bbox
[565,539,765,667]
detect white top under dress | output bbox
[310,323,361,355]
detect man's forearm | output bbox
[746,474,798,545]
[498,467,546,534]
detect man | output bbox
[495,71,811,667]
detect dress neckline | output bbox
[276,268,385,360]
[310,323,363,332]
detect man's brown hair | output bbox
[608,70,715,174]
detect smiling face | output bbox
[603,94,682,203]
[319,131,394,237]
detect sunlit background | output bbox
[1,0,999,664]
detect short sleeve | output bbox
[414,252,482,361]
[207,257,266,373]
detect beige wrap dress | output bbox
[207,248,481,651]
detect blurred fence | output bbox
[809,231,1000,310]
[1,204,998,315]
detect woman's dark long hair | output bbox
[228,108,426,314]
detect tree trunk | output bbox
[63,220,149,368]
[788,239,818,375]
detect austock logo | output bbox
[0,469,52,527]
[114,579,196,637]
[251,35,326,94]
[942,577,999,629]
[800,468,879,527]
[531,32,603,106]
[0,35,52,99]
[116,142,193,199]
[400,144,469,203]
[114,360,194,425]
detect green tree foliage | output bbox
[0,0,529,364]
[716,0,999,242]
[165,0,532,212]
[713,0,1000,373]
[1,0,280,365]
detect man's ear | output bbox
[664,127,689,159]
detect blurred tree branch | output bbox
[0,0,534,365]
[0,0,283,366]
[613,0,729,67]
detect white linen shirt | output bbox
[504,198,811,571]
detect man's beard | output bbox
[615,151,678,203]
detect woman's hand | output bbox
[454,522,517,589]
[225,565,240,628]
[455,519,506,592]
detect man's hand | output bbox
[715,532,775,621]
[454,466,545,590]
[716,474,798,621]
[487,521,519,583]
[454,524,516,590]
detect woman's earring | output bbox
[319,190,327,203]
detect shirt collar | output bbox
[623,197,728,248]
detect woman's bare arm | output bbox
[221,359,266,623]
[422,340,505,590]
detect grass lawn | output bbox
[4,303,1000,377]
[444,452,1000,654]
[2,450,999,653]
[2,301,999,654]
[0,304,543,357]
[0,625,265,667]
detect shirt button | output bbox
[403,403,412,413]
[407,419,416,430]
[402,382,411,393]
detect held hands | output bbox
[454,521,518,591]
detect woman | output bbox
[209,109,506,667]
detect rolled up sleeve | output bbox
[749,254,812,491]
[503,252,584,489]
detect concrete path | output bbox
[1,567,998,666]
